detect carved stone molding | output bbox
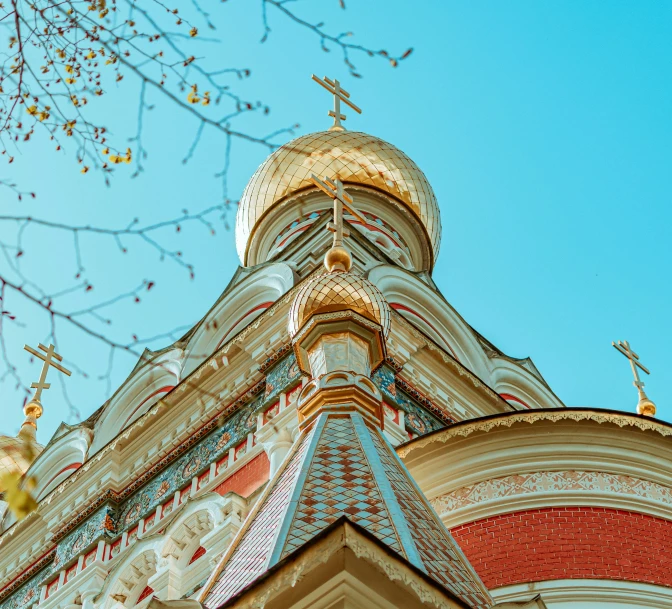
[431,470,672,516]
[398,409,672,459]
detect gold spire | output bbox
[612,340,656,417]
[311,75,362,132]
[309,174,366,272]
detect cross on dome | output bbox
[24,342,71,404]
[22,343,71,437]
[311,74,362,131]
[309,174,366,272]
[612,339,656,416]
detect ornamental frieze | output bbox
[431,470,672,515]
[372,365,444,435]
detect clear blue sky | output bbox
[1,1,671,442]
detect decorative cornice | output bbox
[394,376,454,426]
[493,578,672,608]
[52,379,265,543]
[258,344,293,374]
[0,550,55,601]
[398,408,672,459]
[391,310,506,406]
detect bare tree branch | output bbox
[0,0,411,421]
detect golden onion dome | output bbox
[0,435,38,493]
[288,271,391,340]
[0,401,44,494]
[236,130,440,266]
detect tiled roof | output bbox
[201,412,491,609]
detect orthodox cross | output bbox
[612,340,656,416]
[612,340,650,393]
[310,174,366,249]
[23,343,71,403]
[312,74,362,131]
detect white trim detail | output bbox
[492,578,672,609]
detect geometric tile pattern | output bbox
[281,416,403,556]
[203,411,492,609]
[203,426,316,609]
[288,271,391,339]
[368,430,492,609]
[432,469,672,514]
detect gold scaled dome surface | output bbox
[288,271,391,339]
[236,130,440,265]
[0,435,36,493]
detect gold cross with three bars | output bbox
[312,75,362,131]
[612,340,649,392]
[23,343,71,403]
[310,174,366,249]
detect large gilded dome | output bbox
[236,130,440,265]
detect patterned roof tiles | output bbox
[201,412,491,609]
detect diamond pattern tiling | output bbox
[202,425,316,609]
[280,416,403,557]
[287,270,391,338]
[368,429,492,609]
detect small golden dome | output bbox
[236,130,440,266]
[288,271,391,339]
[0,436,36,493]
[0,400,44,494]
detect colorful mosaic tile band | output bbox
[116,397,260,531]
[373,365,444,435]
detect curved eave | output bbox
[397,407,672,459]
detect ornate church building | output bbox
[1,79,671,609]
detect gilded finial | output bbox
[612,340,656,417]
[310,174,368,272]
[22,343,71,437]
[311,74,361,131]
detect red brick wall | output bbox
[451,507,672,589]
[214,453,270,498]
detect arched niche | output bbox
[181,263,296,376]
[367,265,491,381]
[89,349,183,455]
[159,494,224,568]
[29,426,93,500]
[98,548,158,609]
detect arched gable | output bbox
[182,263,296,376]
[159,494,225,568]
[89,349,182,455]
[489,357,564,410]
[96,495,230,609]
[30,427,92,500]
[367,265,491,380]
